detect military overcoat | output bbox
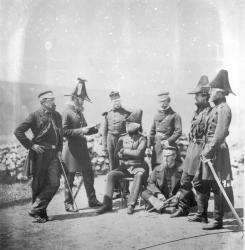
[201,99,232,181]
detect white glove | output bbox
[157,193,166,201]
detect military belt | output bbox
[39,143,57,150]
[191,138,204,144]
[121,160,143,166]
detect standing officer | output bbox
[147,92,182,168]
[102,91,131,171]
[14,91,62,223]
[171,76,211,218]
[195,69,234,230]
[62,78,102,212]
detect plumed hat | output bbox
[65,78,92,102]
[188,75,210,94]
[209,69,236,96]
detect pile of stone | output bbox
[0,134,110,184]
[0,144,27,183]
[86,134,110,175]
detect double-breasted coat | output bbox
[201,99,232,181]
[182,104,211,176]
[148,107,182,166]
[102,107,131,170]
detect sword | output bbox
[204,159,243,228]
[73,175,84,201]
[147,195,177,213]
[58,157,79,211]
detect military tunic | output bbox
[142,164,181,200]
[182,103,211,176]
[104,132,149,206]
[201,99,232,181]
[193,98,232,221]
[102,107,131,170]
[148,107,182,166]
[14,108,62,214]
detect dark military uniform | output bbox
[62,104,98,207]
[178,103,211,212]
[102,107,131,171]
[194,98,232,223]
[14,107,62,216]
[142,164,181,201]
[105,132,149,206]
[142,163,196,212]
[148,107,182,167]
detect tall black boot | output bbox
[96,195,113,214]
[189,191,208,223]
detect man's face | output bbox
[159,99,170,110]
[209,88,223,102]
[42,98,56,111]
[111,99,121,110]
[74,96,84,109]
[195,93,208,105]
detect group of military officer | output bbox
[14,69,235,230]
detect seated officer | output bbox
[96,109,149,215]
[142,147,196,215]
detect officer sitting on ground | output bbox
[142,147,196,215]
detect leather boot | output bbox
[127,205,134,215]
[65,203,78,213]
[89,198,103,207]
[170,207,189,218]
[202,219,223,230]
[188,213,208,223]
[96,196,112,214]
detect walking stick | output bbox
[73,176,84,201]
[58,157,79,211]
[205,159,243,228]
[148,195,177,212]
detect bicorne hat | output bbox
[188,75,210,94]
[209,69,236,96]
[65,78,92,102]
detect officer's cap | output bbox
[38,91,55,100]
[109,91,120,100]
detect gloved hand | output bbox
[31,144,45,154]
[148,196,165,211]
[56,151,62,160]
[161,140,169,149]
[118,148,124,158]
[157,193,166,201]
[145,148,152,156]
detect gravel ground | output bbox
[0,173,244,250]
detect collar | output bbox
[213,97,226,106]
[41,106,52,115]
[158,106,173,114]
[195,102,210,113]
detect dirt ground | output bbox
[0,173,244,250]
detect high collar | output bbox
[112,106,123,112]
[195,102,210,113]
[41,106,53,115]
[158,106,173,114]
[68,103,83,114]
[213,97,226,106]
